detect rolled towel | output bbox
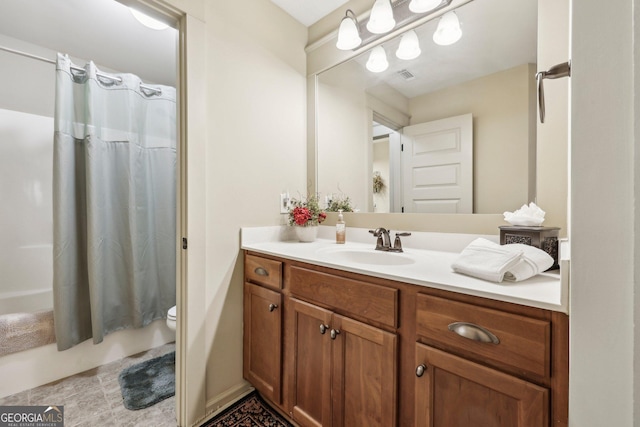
[451,238,523,282]
[503,243,554,282]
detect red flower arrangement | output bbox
[288,195,326,227]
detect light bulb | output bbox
[366,0,396,34]
[396,30,421,60]
[366,46,389,73]
[409,0,442,14]
[336,11,362,50]
[433,11,462,46]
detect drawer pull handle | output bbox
[415,364,426,377]
[330,329,341,340]
[268,303,278,312]
[254,267,269,276]
[319,324,329,335]
[448,322,500,344]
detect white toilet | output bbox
[166,305,177,331]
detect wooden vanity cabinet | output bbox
[287,298,333,426]
[285,266,398,427]
[414,291,568,427]
[414,343,549,427]
[243,252,569,427]
[243,254,283,404]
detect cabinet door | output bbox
[289,298,333,427]
[415,343,548,427]
[243,282,282,403]
[331,314,397,427]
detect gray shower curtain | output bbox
[53,53,176,351]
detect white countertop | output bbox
[241,226,569,313]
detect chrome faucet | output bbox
[369,228,391,251]
[369,228,412,252]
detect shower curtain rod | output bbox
[0,44,162,95]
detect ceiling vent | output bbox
[397,69,416,81]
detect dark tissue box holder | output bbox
[499,226,560,271]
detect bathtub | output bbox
[0,288,53,316]
[1,244,53,316]
[0,243,55,355]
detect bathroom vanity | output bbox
[242,227,568,427]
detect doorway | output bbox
[0,0,180,422]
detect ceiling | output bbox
[0,0,177,86]
[270,0,349,26]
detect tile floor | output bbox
[0,342,176,427]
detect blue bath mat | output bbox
[118,351,175,410]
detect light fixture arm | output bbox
[345,9,359,27]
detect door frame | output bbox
[115,1,207,426]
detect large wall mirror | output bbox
[316,0,538,214]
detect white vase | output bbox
[295,226,318,243]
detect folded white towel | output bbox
[503,243,554,281]
[451,238,523,282]
[451,238,554,283]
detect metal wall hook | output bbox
[536,61,571,123]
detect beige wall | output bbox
[317,60,369,210]
[203,0,307,413]
[409,64,537,214]
[536,0,569,237]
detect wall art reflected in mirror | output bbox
[316,0,538,214]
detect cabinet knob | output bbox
[415,364,426,377]
[268,303,278,312]
[330,329,341,340]
[319,324,329,335]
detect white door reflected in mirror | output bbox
[401,114,473,213]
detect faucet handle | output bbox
[369,228,387,236]
[391,232,412,252]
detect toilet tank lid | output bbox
[168,306,177,319]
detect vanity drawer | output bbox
[416,293,550,379]
[245,253,283,290]
[287,265,398,328]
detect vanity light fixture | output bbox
[433,11,462,45]
[336,10,362,50]
[366,45,389,73]
[366,0,396,34]
[396,30,421,60]
[408,0,442,14]
[130,8,169,30]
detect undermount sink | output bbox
[316,247,416,266]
